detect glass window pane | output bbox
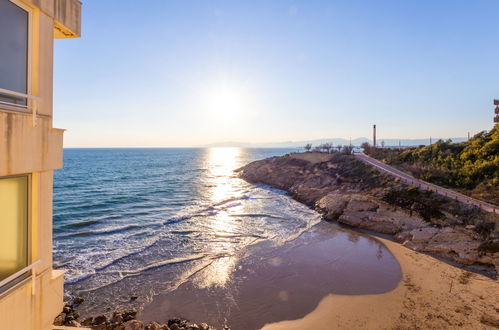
[0,176,28,281]
[0,0,28,106]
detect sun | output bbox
[204,82,248,119]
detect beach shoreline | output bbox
[55,150,498,329]
[262,236,499,329]
[139,221,402,329]
[238,152,498,276]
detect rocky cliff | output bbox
[238,153,498,275]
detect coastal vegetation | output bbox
[362,124,499,205]
[303,143,353,154]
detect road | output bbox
[354,153,498,214]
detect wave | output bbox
[117,254,207,276]
[163,195,250,225]
[231,213,287,220]
[56,219,102,231]
[60,224,141,238]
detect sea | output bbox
[53,148,400,327]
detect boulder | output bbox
[110,311,124,323]
[346,196,379,212]
[73,296,85,305]
[316,194,350,219]
[122,320,144,330]
[145,322,167,330]
[81,317,93,326]
[122,309,138,322]
[67,320,81,327]
[93,315,108,325]
[53,313,65,326]
[197,323,210,330]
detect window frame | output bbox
[0,0,33,112]
[0,174,33,296]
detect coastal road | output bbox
[354,153,499,214]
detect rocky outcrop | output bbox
[396,227,495,267]
[316,193,427,234]
[54,299,217,330]
[238,153,498,273]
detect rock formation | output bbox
[238,153,498,275]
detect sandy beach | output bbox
[140,222,402,329]
[263,237,499,329]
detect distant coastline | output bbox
[203,137,468,148]
[60,137,468,149]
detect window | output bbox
[0,176,29,285]
[0,0,29,106]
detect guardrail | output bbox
[0,87,42,127]
[0,260,41,295]
[355,153,498,214]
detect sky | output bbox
[54,0,499,147]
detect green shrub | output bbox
[365,124,499,205]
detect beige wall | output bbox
[0,0,81,329]
[0,113,64,176]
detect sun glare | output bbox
[204,82,248,119]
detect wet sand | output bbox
[263,237,499,329]
[140,222,402,329]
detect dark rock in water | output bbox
[73,296,85,305]
[110,311,124,323]
[123,309,138,322]
[167,318,188,328]
[81,317,93,326]
[119,319,144,330]
[92,314,108,325]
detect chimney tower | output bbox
[373,125,377,147]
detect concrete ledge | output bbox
[50,269,65,281]
[53,0,81,38]
[0,112,64,176]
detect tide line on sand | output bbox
[262,237,499,330]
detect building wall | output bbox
[0,1,80,329]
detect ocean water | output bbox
[53,148,400,322]
[53,150,310,299]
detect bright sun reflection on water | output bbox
[195,147,245,288]
[207,147,242,202]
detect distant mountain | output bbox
[203,137,468,148]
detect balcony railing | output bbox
[0,260,41,296]
[0,87,42,127]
